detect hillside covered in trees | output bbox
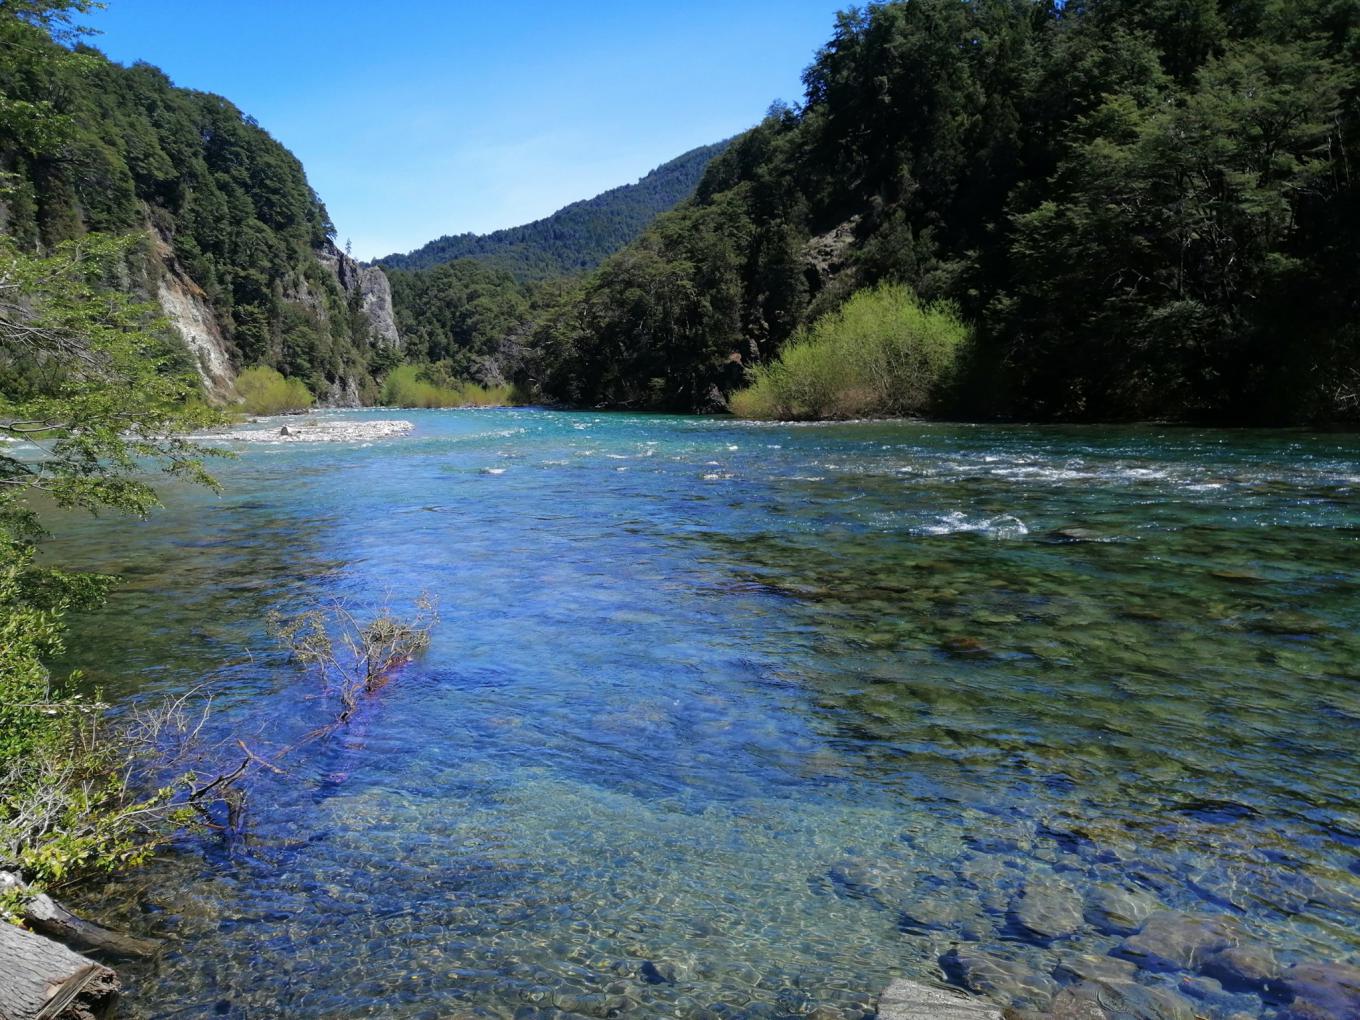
[376,141,731,280]
[524,0,1360,423]
[5,0,1356,425]
[0,9,398,403]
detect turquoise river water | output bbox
[44,409,1360,1019]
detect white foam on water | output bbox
[918,511,1029,539]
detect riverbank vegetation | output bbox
[14,0,1354,424]
[728,284,967,419]
[235,366,315,415]
[0,228,222,909]
[505,0,1360,423]
[380,364,520,408]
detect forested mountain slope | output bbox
[0,16,400,404]
[376,141,731,280]
[531,0,1360,423]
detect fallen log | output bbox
[0,873,158,960]
[0,922,118,1020]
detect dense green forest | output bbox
[525,0,1360,423]
[376,141,730,280]
[5,0,1357,423]
[0,10,388,399]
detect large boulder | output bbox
[1012,877,1085,941]
[942,947,1058,1012]
[1201,943,1282,992]
[1116,911,1245,971]
[1279,962,1360,1019]
[1083,883,1161,936]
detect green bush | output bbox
[380,364,519,408]
[729,283,968,420]
[236,366,314,415]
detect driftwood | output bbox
[0,873,157,960]
[0,922,118,1020]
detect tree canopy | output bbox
[525,0,1360,423]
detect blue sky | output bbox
[82,1,846,260]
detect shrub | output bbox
[380,364,519,408]
[729,283,968,419]
[235,366,314,415]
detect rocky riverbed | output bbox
[837,844,1360,1020]
[209,417,415,444]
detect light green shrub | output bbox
[730,283,968,419]
[380,364,519,408]
[236,366,314,415]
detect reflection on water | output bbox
[48,409,1360,1018]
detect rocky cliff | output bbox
[154,232,402,406]
[0,27,403,409]
[317,243,401,350]
[152,232,236,402]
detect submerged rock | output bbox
[941,947,1058,1011]
[899,895,981,933]
[1116,911,1245,971]
[1038,987,1110,1019]
[1058,979,1197,1020]
[825,856,911,907]
[1012,877,1085,941]
[1279,962,1360,1019]
[1050,527,1104,543]
[877,978,1003,1020]
[1051,953,1138,986]
[1201,943,1282,991]
[1084,884,1161,936]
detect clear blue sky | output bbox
[82,1,846,261]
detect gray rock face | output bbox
[877,979,1003,1020]
[152,229,235,400]
[799,215,860,304]
[942,948,1058,1012]
[1013,877,1085,940]
[325,374,363,408]
[1116,911,1245,971]
[355,264,400,348]
[1084,884,1161,936]
[317,242,401,349]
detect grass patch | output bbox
[236,366,314,415]
[380,364,519,408]
[729,283,968,420]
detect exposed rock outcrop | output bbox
[325,375,364,409]
[317,242,400,349]
[801,216,860,288]
[149,231,402,406]
[151,231,235,401]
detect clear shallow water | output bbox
[46,409,1360,1019]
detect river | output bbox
[48,408,1360,1018]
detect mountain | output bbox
[376,140,731,280]
[0,25,401,405]
[526,0,1360,423]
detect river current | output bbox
[48,409,1360,1019]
